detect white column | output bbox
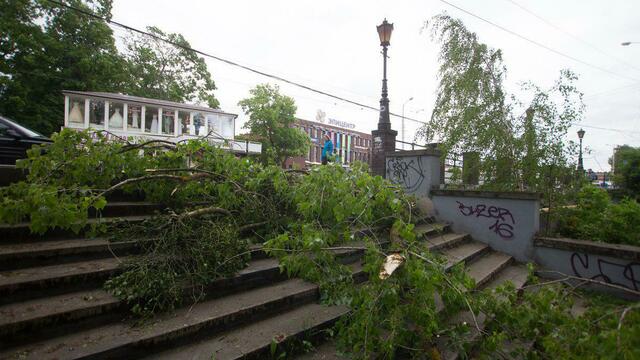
[202,114,209,136]
[64,96,69,127]
[174,110,179,136]
[84,98,90,129]
[141,106,146,133]
[157,108,162,135]
[104,101,110,130]
[123,103,128,135]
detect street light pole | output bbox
[371,19,398,176]
[401,97,413,150]
[377,19,393,130]
[577,128,585,172]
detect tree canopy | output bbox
[612,145,640,197]
[0,0,126,135]
[0,0,220,135]
[238,84,310,166]
[122,26,219,109]
[419,13,584,192]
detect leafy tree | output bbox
[611,145,640,197]
[122,26,220,109]
[0,0,128,135]
[419,13,513,186]
[0,1,221,136]
[556,186,640,246]
[418,14,584,193]
[238,84,310,166]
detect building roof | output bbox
[62,91,237,118]
[295,118,372,138]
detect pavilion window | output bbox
[162,109,175,135]
[67,97,85,125]
[128,105,142,131]
[88,99,105,128]
[178,111,191,135]
[192,112,206,136]
[108,102,125,130]
[144,106,159,133]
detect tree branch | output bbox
[238,221,269,234]
[118,139,177,153]
[95,172,215,199]
[176,206,231,219]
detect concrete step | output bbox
[465,251,513,288]
[0,257,125,304]
[150,302,350,360]
[0,238,141,271]
[438,264,529,360]
[484,263,529,291]
[0,215,149,242]
[415,222,451,239]
[295,245,517,359]
[414,215,436,225]
[0,258,289,341]
[0,288,121,342]
[424,232,470,252]
[0,277,327,360]
[440,241,491,271]
[296,342,344,360]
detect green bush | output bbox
[556,186,640,246]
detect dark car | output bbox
[0,115,53,165]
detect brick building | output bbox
[284,116,372,169]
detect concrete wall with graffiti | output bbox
[385,150,441,199]
[534,237,640,299]
[431,190,541,262]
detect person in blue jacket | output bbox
[321,134,334,165]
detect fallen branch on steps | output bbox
[95,173,216,199]
[174,206,232,219]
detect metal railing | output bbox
[394,140,428,151]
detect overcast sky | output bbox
[111,0,640,171]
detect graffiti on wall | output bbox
[571,253,640,291]
[455,201,515,239]
[386,157,425,193]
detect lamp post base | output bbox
[371,128,397,177]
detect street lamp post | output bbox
[371,19,398,176]
[401,97,413,150]
[577,128,585,172]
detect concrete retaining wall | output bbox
[431,190,541,262]
[534,237,640,299]
[384,150,441,199]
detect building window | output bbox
[88,99,105,128]
[128,105,142,131]
[68,97,85,124]
[178,111,190,135]
[192,112,205,136]
[162,109,175,135]
[108,102,125,129]
[145,106,159,133]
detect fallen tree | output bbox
[1,129,638,358]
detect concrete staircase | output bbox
[0,207,528,359]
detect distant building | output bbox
[62,91,261,155]
[284,112,372,169]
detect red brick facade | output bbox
[283,118,372,169]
